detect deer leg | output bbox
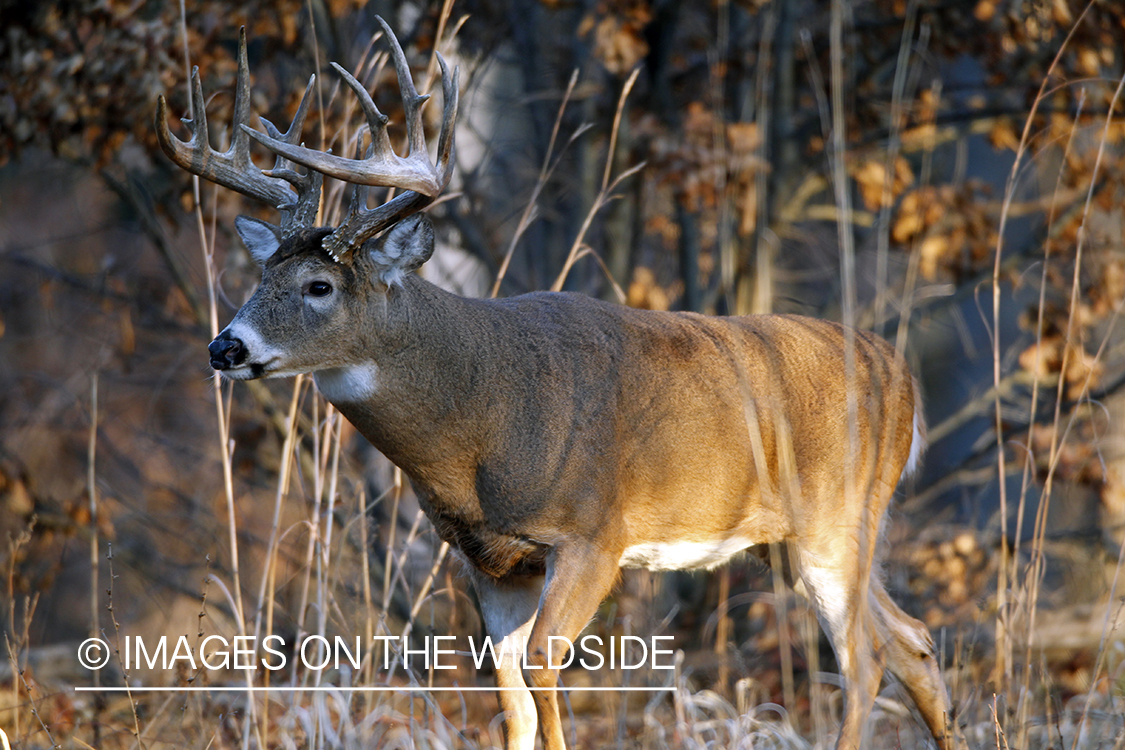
[796,546,885,750]
[871,581,952,749]
[469,570,543,750]
[522,541,621,750]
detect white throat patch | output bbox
[314,362,380,403]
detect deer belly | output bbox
[618,535,755,572]
[425,504,549,578]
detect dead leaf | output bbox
[989,118,1020,151]
[1019,337,1063,378]
[920,235,949,280]
[852,156,913,211]
[974,0,996,21]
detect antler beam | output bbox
[243,16,459,261]
[155,27,322,235]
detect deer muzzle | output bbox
[209,332,246,370]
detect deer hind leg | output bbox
[523,540,622,750]
[870,581,952,749]
[796,546,885,750]
[469,571,543,750]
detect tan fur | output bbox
[159,21,950,744]
[214,231,951,749]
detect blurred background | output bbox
[1,0,1124,746]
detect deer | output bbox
[156,18,951,750]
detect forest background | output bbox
[2,0,1125,747]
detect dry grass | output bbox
[2,3,1124,750]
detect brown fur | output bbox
[214,223,951,750]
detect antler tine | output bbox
[433,52,460,187]
[374,15,430,161]
[230,19,458,262]
[325,191,434,263]
[319,142,421,263]
[331,62,395,158]
[260,74,323,229]
[260,74,316,171]
[241,18,455,199]
[154,28,318,235]
[341,141,373,234]
[322,22,458,261]
[155,65,209,181]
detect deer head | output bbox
[155,17,457,384]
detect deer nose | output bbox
[209,332,246,370]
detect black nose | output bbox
[209,332,246,370]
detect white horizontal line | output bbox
[74,686,674,693]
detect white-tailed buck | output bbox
[157,19,950,750]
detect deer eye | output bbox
[306,281,333,297]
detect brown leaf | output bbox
[1064,345,1102,399]
[893,189,927,243]
[726,122,761,157]
[920,235,949,280]
[852,156,914,211]
[627,267,673,311]
[1051,0,1073,24]
[1077,47,1101,77]
[974,0,996,21]
[989,118,1020,151]
[591,15,649,75]
[1019,337,1063,378]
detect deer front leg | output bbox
[871,582,952,749]
[797,546,885,750]
[524,540,622,750]
[469,570,543,750]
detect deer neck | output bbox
[314,273,488,480]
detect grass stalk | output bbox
[174,0,262,741]
[254,376,306,649]
[988,0,1094,699]
[871,0,918,337]
[551,67,643,294]
[490,69,584,298]
[1012,88,1086,745]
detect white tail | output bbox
[157,21,950,750]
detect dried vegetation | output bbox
[2,0,1125,747]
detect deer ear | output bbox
[235,216,283,266]
[370,214,435,287]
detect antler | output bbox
[243,16,459,261]
[155,27,322,235]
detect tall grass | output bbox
[6,2,1125,749]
